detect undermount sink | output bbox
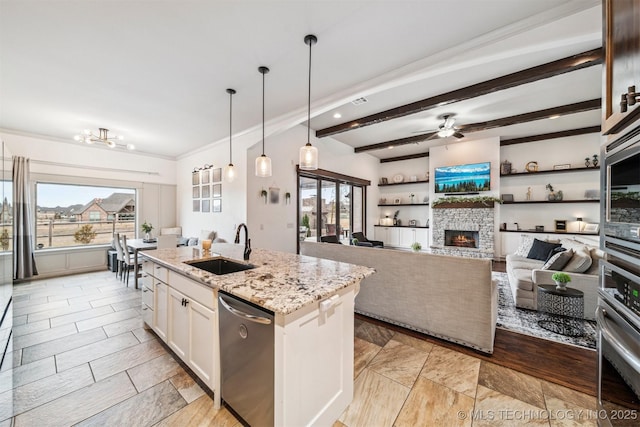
[185,258,255,275]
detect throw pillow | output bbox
[542,249,574,271]
[514,235,535,257]
[526,238,562,261]
[563,246,593,273]
[545,246,567,262]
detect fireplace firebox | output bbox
[445,230,479,248]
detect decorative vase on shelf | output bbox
[547,192,556,201]
[145,232,151,241]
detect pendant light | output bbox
[299,34,319,170]
[224,88,237,182]
[255,66,272,177]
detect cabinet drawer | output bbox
[142,285,154,307]
[168,271,216,311]
[141,272,153,289]
[152,264,168,283]
[142,260,154,274]
[141,303,153,326]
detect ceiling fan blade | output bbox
[423,132,440,141]
[453,132,465,139]
[411,129,437,134]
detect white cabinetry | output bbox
[155,282,168,341]
[374,226,400,246]
[167,271,217,390]
[399,227,428,248]
[141,259,218,394]
[275,285,356,426]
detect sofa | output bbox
[506,235,603,320]
[300,241,497,354]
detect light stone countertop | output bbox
[140,243,375,316]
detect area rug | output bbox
[493,272,596,349]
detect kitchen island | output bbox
[139,243,374,426]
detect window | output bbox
[297,168,368,250]
[35,183,136,249]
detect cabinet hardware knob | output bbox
[627,85,638,106]
[621,93,628,113]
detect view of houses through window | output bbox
[36,183,136,249]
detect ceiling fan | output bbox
[414,114,465,140]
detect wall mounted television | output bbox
[434,162,491,194]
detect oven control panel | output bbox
[613,271,640,316]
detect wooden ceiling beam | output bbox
[380,152,430,163]
[500,125,601,146]
[316,48,602,138]
[354,99,601,153]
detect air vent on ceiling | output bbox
[351,97,368,105]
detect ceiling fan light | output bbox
[255,154,272,177]
[85,137,94,144]
[438,128,455,138]
[126,143,135,150]
[299,143,318,170]
[73,135,82,141]
[106,140,116,148]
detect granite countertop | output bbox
[141,243,375,316]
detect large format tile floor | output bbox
[1,270,596,426]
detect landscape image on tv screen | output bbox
[434,162,491,193]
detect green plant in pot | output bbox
[141,221,153,240]
[411,242,422,252]
[352,238,359,246]
[551,272,571,291]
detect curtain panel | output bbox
[13,156,37,279]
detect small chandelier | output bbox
[224,88,237,183]
[299,34,319,170]
[255,66,272,177]
[73,128,134,150]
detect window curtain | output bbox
[13,156,37,279]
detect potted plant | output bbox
[592,154,599,167]
[352,238,359,246]
[411,242,422,252]
[551,272,571,291]
[141,221,153,240]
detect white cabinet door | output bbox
[154,281,168,342]
[387,227,400,246]
[373,227,387,243]
[415,228,428,247]
[188,299,216,388]
[168,287,189,359]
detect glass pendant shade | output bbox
[224,163,236,183]
[299,143,318,170]
[255,154,272,177]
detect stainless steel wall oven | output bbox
[599,124,640,426]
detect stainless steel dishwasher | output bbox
[218,292,274,427]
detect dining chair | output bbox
[120,235,138,286]
[156,235,177,249]
[113,233,125,280]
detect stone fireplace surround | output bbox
[431,203,495,259]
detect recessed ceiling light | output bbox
[388,146,394,149]
[333,112,342,119]
[549,115,561,120]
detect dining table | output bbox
[125,238,158,289]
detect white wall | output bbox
[246,125,380,253]
[500,133,600,232]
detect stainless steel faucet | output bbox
[234,223,251,260]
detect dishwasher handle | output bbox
[219,295,272,325]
